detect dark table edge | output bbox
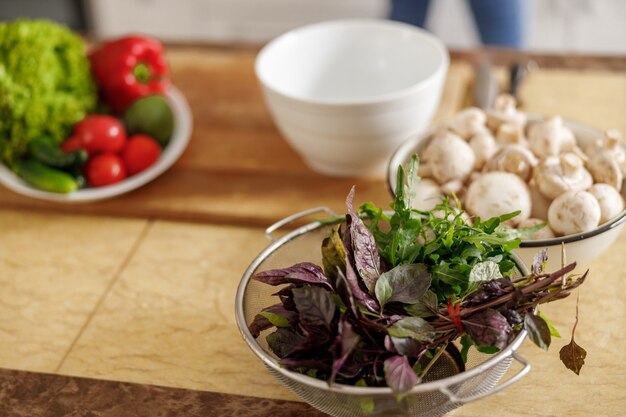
[0,367,325,417]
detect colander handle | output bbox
[438,351,531,404]
[265,207,338,241]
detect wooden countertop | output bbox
[0,46,624,417]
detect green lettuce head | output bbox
[0,19,97,164]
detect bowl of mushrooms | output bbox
[388,95,626,271]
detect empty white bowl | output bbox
[255,19,449,177]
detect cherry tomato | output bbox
[61,135,84,152]
[74,115,126,153]
[121,134,162,175]
[86,153,127,187]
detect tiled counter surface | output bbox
[0,47,625,416]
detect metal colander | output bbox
[235,208,531,417]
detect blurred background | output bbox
[1,0,625,54]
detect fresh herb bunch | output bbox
[249,157,587,394]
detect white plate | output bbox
[0,87,192,203]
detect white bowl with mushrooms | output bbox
[388,95,626,271]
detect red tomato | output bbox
[61,135,84,152]
[86,153,127,187]
[74,115,126,153]
[121,134,162,175]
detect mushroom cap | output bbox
[588,183,625,224]
[469,131,498,170]
[548,190,601,236]
[517,218,556,240]
[496,122,527,145]
[534,153,593,200]
[448,107,488,140]
[584,129,626,176]
[421,132,475,184]
[412,179,443,211]
[588,149,624,190]
[487,144,538,182]
[528,116,576,158]
[464,171,531,226]
[486,94,526,132]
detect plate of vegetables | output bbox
[0,20,192,202]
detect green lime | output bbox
[123,95,174,146]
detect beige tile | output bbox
[0,210,147,373]
[59,221,298,400]
[520,69,626,134]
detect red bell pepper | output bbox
[89,36,170,113]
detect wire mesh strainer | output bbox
[235,208,531,417]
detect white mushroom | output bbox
[517,218,556,240]
[412,179,443,211]
[469,131,498,170]
[527,116,577,158]
[448,107,488,140]
[528,180,552,220]
[495,122,527,145]
[421,132,475,184]
[465,172,531,226]
[486,94,526,133]
[487,144,538,182]
[533,153,593,200]
[588,151,623,190]
[588,183,625,224]
[584,129,626,176]
[440,179,465,198]
[548,190,601,236]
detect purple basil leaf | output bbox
[337,318,360,357]
[346,186,382,292]
[266,328,306,358]
[292,286,336,330]
[532,249,549,275]
[503,309,523,326]
[343,259,380,314]
[384,335,396,352]
[330,317,361,383]
[336,359,364,379]
[334,268,357,316]
[559,337,587,375]
[524,312,551,351]
[384,355,420,395]
[254,262,333,291]
[281,357,332,372]
[375,263,431,308]
[405,290,438,318]
[390,336,424,357]
[248,314,272,338]
[300,325,334,351]
[387,317,436,342]
[467,278,512,304]
[463,309,512,350]
[260,303,299,328]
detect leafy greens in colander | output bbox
[249,156,587,395]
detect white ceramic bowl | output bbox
[387,116,626,271]
[0,87,192,203]
[255,19,449,177]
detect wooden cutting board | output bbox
[0,47,623,227]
